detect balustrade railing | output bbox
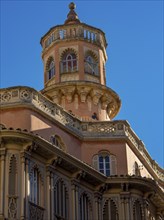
[29,201,44,220]
[0,86,163,181]
[43,24,105,50]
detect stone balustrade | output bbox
[29,202,44,220]
[0,86,163,181]
[41,23,107,55]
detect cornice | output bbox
[42,81,121,119]
[0,128,107,187]
[1,128,164,211]
[40,22,107,47]
[0,86,163,183]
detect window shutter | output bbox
[110,155,117,175]
[92,155,98,170]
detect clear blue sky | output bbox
[1,1,163,167]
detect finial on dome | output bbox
[69,2,76,10]
[64,2,80,25]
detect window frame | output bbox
[30,166,43,206]
[84,55,98,75]
[92,153,117,177]
[60,51,78,73]
[48,60,55,80]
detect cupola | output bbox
[40,2,121,121]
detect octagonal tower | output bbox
[41,2,121,121]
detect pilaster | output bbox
[20,151,26,220]
[71,179,79,220]
[0,147,6,220]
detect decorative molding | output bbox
[29,201,44,220]
[0,86,163,182]
[41,23,107,60]
[42,82,121,119]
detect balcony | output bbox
[41,24,107,55]
[29,201,44,220]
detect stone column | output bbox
[120,196,125,220]
[71,180,79,220]
[108,199,112,220]
[20,152,25,220]
[25,158,29,220]
[120,194,130,220]
[78,42,85,80]
[50,172,54,220]
[46,169,51,220]
[125,197,130,220]
[94,192,102,220]
[0,148,6,218]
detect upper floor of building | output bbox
[40,2,121,121]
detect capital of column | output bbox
[71,179,79,191]
[94,191,102,202]
[0,148,6,160]
[20,151,26,163]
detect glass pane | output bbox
[106,169,110,177]
[99,156,103,162]
[105,156,109,162]
[99,163,104,169]
[67,54,72,60]
[106,162,110,169]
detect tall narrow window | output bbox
[29,167,44,220]
[103,199,118,220]
[54,179,68,220]
[80,193,92,220]
[30,167,42,206]
[99,155,110,176]
[133,200,142,220]
[85,55,98,75]
[60,50,78,73]
[48,60,55,80]
[92,153,117,177]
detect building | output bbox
[0,2,163,220]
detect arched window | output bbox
[133,200,143,220]
[80,193,92,220]
[60,50,78,73]
[54,179,68,220]
[50,135,66,151]
[47,60,55,80]
[134,162,141,176]
[103,199,118,220]
[30,166,43,206]
[92,153,117,177]
[85,55,98,75]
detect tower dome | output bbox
[40,2,121,121]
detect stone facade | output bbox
[0,2,163,220]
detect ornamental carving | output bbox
[77,86,91,103]
[29,202,44,220]
[8,196,17,219]
[1,92,11,101]
[20,89,31,100]
[61,87,75,103]
[0,86,163,181]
